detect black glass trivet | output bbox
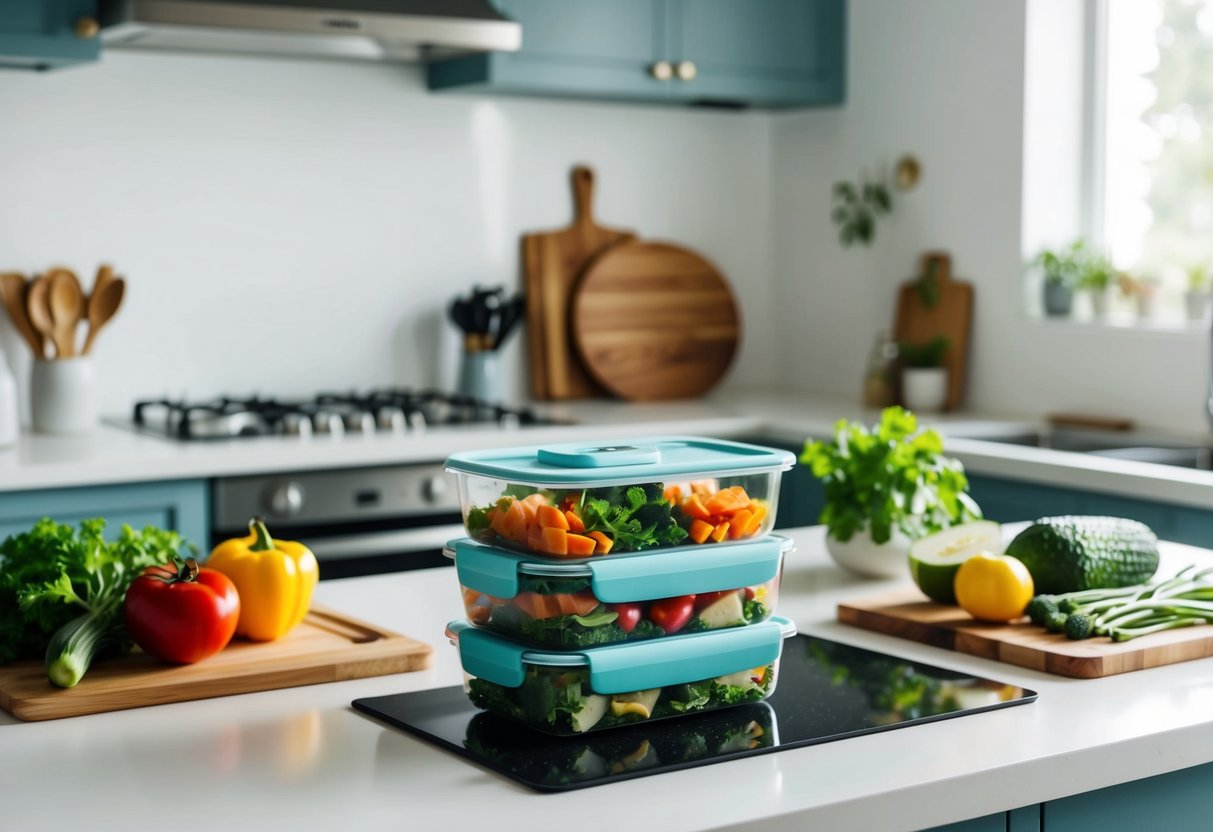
[352,634,1037,792]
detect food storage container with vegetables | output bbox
[450,535,790,649]
[446,616,796,735]
[445,437,795,557]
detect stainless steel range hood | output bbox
[99,0,521,63]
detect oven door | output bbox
[212,465,466,580]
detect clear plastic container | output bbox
[447,616,796,735]
[445,436,795,557]
[450,535,790,649]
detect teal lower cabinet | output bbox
[1041,762,1213,831]
[0,480,209,548]
[739,436,823,530]
[0,0,100,70]
[966,473,1213,547]
[921,811,1008,832]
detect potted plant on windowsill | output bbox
[898,336,949,413]
[800,407,982,579]
[1032,241,1084,317]
[1185,264,1211,322]
[1121,272,1162,320]
[1077,248,1116,320]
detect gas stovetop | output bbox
[119,389,560,441]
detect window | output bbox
[1093,0,1213,323]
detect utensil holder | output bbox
[457,350,500,404]
[31,357,96,435]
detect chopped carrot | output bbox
[541,526,569,556]
[523,493,548,508]
[728,509,754,539]
[528,525,544,552]
[587,531,614,555]
[565,510,586,533]
[462,587,483,608]
[706,486,752,516]
[566,533,596,557]
[710,522,731,543]
[468,604,491,624]
[500,499,528,541]
[555,590,600,616]
[536,504,570,530]
[518,498,537,528]
[689,518,715,544]
[682,494,712,521]
[490,500,513,537]
[663,484,683,505]
[739,510,764,537]
[691,479,719,495]
[751,502,768,523]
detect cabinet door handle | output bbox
[74,17,100,39]
[675,60,698,82]
[649,61,673,81]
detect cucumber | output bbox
[908,521,1004,604]
[1004,516,1159,594]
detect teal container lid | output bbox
[449,535,791,602]
[448,617,796,694]
[445,436,795,488]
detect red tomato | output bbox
[124,561,241,664]
[649,595,696,634]
[694,590,734,611]
[612,603,643,633]
[743,587,757,601]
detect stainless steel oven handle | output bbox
[305,524,467,560]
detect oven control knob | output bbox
[421,475,447,504]
[266,481,305,517]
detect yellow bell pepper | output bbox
[207,517,319,642]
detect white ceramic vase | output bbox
[1185,291,1211,322]
[1089,287,1114,320]
[901,367,948,413]
[30,358,96,435]
[826,526,912,578]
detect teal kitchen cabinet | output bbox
[921,813,1010,832]
[428,0,845,109]
[0,480,209,549]
[1042,761,1213,831]
[0,0,100,70]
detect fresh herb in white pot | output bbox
[800,407,982,575]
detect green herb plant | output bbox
[831,176,892,247]
[897,336,949,369]
[1032,239,1089,288]
[0,518,186,687]
[800,407,981,545]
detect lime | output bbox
[954,552,1035,622]
[908,521,1003,604]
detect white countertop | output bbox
[6,389,1213,510]
[6,526,1213,832]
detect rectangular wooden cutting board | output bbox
[0,606,432,721]
[838,589,1213,679]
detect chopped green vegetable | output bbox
[0,518,187,686]
[572,484,688,551]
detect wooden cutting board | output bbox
[522,166,634,400]
[571,241,740,401]
[0,606,432,721]
[838,589,1213,679]
[892,251,974,411]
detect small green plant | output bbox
[831,176,892,247]
[800,407,982,544]
[1188,263,1211,292]
[897,336,949,369]
[1077,250,1115,291]
[1032,239,1088,287]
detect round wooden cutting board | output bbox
[571,241,740,401]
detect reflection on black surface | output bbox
[352,634,1036,792]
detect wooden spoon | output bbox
[82,277,125,355]
[48,270,85,358]
[26,276,55,357]
[91,263,115,299]
[0,272,45,358]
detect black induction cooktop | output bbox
[352,634,1037,792]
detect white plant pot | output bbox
[826,527,912,579]
[1136,290,1160,320]
[1089,287,1114,320]
[1185,291,1212,322]
[901,367,948,413]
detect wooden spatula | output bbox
[0,272,44,358]
[521,166,634,400]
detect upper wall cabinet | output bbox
[0,0,100,70]
[427,0,846,109]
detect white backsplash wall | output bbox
[0,51,775,419]
[771,0,1212,435]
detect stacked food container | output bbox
[443,436,798,735]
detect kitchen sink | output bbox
[979,428,1213,470]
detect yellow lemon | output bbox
[953,552,1035,622]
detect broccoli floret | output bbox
[1044,610,1069,633]
[1064,613,1095,640]
[1027,595,1059,626]
[1058,597,1084,614]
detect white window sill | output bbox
[1030,314,1209,340]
